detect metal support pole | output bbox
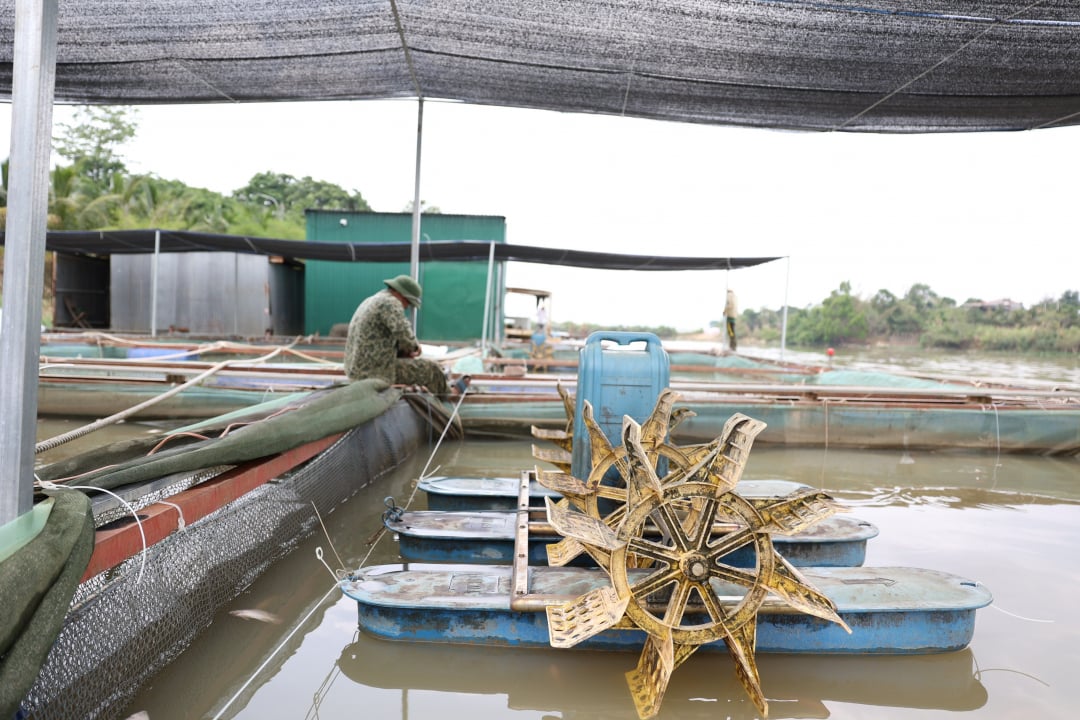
[495,261,505,345]
[150,229,160,336]
[232,253,240,336]
[0,0,59,524]
[408,98,424,328]
[480,241,496,357]
[780,256,790,360]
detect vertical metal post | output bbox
[232,254,240,336]
[409,98,423,329]
[0,0,58,524]
[480,241,495,357]
[780,256,790,360]
[495,261,505,345]
[150,229,160,336]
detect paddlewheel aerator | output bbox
[533,389,851,718]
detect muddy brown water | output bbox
[35,350,1080,720]
[109,434,1077,720]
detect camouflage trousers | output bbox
[394,357,449,395]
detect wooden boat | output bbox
[341,563,992,654]
[386,509,877,567]
[36,337,1080,454]
[419,474,561,510]
[37,354,341,419]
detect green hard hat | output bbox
[384,274,422,307]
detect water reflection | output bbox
[334,635,987,719]
[740,446,1080,505]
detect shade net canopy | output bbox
[1,1,1078,133]
[0,230,780,271]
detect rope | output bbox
[210,583,340,720]
[35,342,299,455]
[158,500,187,530]
[34,359,234,454]
[35,479,149,584]
[417,388,469,482]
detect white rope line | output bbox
[418,388,469,482]
[35,479,149,584]
[982,402,1003,489]
[36,342,298,455]
[988,603,1054,623]
[312,501,346,572]
[158,500,186,530]
[210,583,340,720]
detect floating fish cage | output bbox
[22,401,427,720]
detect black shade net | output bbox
[0,1,1077,132]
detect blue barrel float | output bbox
[571,331,670,480]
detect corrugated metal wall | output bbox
[304,211,506,341]
[111,253,303,336]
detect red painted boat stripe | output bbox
[82,433,344,581]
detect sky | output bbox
[3,99,1078,331]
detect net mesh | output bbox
[0,1,1078,132]
[20,401,425,720]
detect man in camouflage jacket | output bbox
[344,274,450,395]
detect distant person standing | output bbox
[535,301,548,332]
[344,274,450,396]
[724,288,738,351]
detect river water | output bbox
[92,350,1080,720]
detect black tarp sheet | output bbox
[0,229,780,271]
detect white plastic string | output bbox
[35,479,148,585]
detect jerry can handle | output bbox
[583,330,664,351]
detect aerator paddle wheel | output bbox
[533,389,851,718]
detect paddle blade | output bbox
[547,586,629,648]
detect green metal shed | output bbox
[304,210,507,342]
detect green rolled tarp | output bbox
[48,378,402,492]
[0,492,94,719]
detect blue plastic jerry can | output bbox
[571,331,670,480]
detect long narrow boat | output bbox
[458,373,1080,454]
[36,342,1080,454]
[342,563,992,654]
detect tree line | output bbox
[1,106,371,239]
[3,108,1076,352]
[724,281,1080,353]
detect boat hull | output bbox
[388,510,877,567]
[458,394,1080,454]
[342,564,991,655]
[419,476,812,511]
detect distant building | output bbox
[961,298,1024,311]
[304,210,507,341]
